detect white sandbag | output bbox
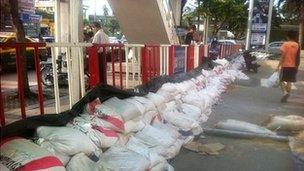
[132,96,157,112]
[146,92,167,109]
[36,126,98,156]
[151,120,181,139]
[261,72,279,88]
[0,137,65,171]
[66,153,98,171]
[67,117,118,148]
[126,137,167,168]
[82,113,125,133]
[162,107,202,135]
[134,125,183,158]
[102,97,142,121]
[143,110,159,124]
[182,92,206,111]
[124,116,146,134]
[97,146,150,171]
[178,103,202,121]
[266,115,304,131]
[125,98,146,115]
[216,119,276,135]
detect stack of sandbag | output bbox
[0,137,65,170]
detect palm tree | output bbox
[279,0,304,49]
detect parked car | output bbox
[218,39,236,45]
[0,32,48,72]
[267,41,283,59]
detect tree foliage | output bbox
[101,5,121,37]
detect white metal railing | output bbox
[47,42,92,113]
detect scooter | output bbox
[40,53,89,88]
[243,50,260,73]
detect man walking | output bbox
[91,22,109,82]
[277,30,300,102]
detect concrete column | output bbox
[69,0,83,104]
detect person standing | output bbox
[91,22,110,82]
[184,25,200,45]
[277,30,300,102]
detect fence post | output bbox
[141,46,148,84]
[168,45,174,75]
[34,46,44,115]
[186,45,194,71]
[15,46,26,119]
[0,74,5,126]
[88,45,99,88]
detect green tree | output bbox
[278,0,304,48]
[8,0,33,97]
[183,0,248,39]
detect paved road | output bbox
[172,59,304,171]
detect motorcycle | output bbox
[40,53,89,88]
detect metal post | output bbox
[265,0,274,51]
[245,0,254,50]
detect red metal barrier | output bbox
[141,44,160,84]
[198,45,205,65]
[88,43,124,88]
[0,74,5,126]
[186,45,194,71]
[0,42,46,125]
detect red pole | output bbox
[88,45,99,88]
[118,45,123,89]
[141,46,148,84]
[102,46,107,84]
[168,45,174,75]
[111,46,115,87]
[16,46,26,119]
[187,45,194,71]
[34,46,44,115]
[0,72,5,126]
[157,46,160,76]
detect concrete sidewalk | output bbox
[172,59,304,171]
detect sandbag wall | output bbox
[1,55,249,171]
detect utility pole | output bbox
[265,0,274,51]
[245,0,254,50]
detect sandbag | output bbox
[261,72,279,88]
[132,96,157,112]
[97,146,150,171]
[0,137,65,171]
[67,116,118,148]
[102,97,142,121]
[134,125,183,158]
[146,92,167,110]
[66,153,99,171]
[216,119,276,135]
[124,116,146,134]
[126,137,167,168]
[36,126,98,156]
[266,115,304,131]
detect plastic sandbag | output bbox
[162,107,202,135]
[134,125,183,158]
[216,119,276,135]
[102,97,142,121]
[67,117,118,148]
[36,126,98,156]
[126,137,167,168]
[97,146,150,171]
[143,110,159,124]
[83,98,102,115]
[132,96,157,112]
[266,115,304,131]
[178,103,202,121]
[261,72,279,88]
[66,153,99,171]
[1,137,65,171]
[82,114,125,133]
[124,116,146,134]
[182,92,206,111]
[146,92,167,109]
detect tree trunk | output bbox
[9,0,32,97]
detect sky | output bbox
[83,0,113,17]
